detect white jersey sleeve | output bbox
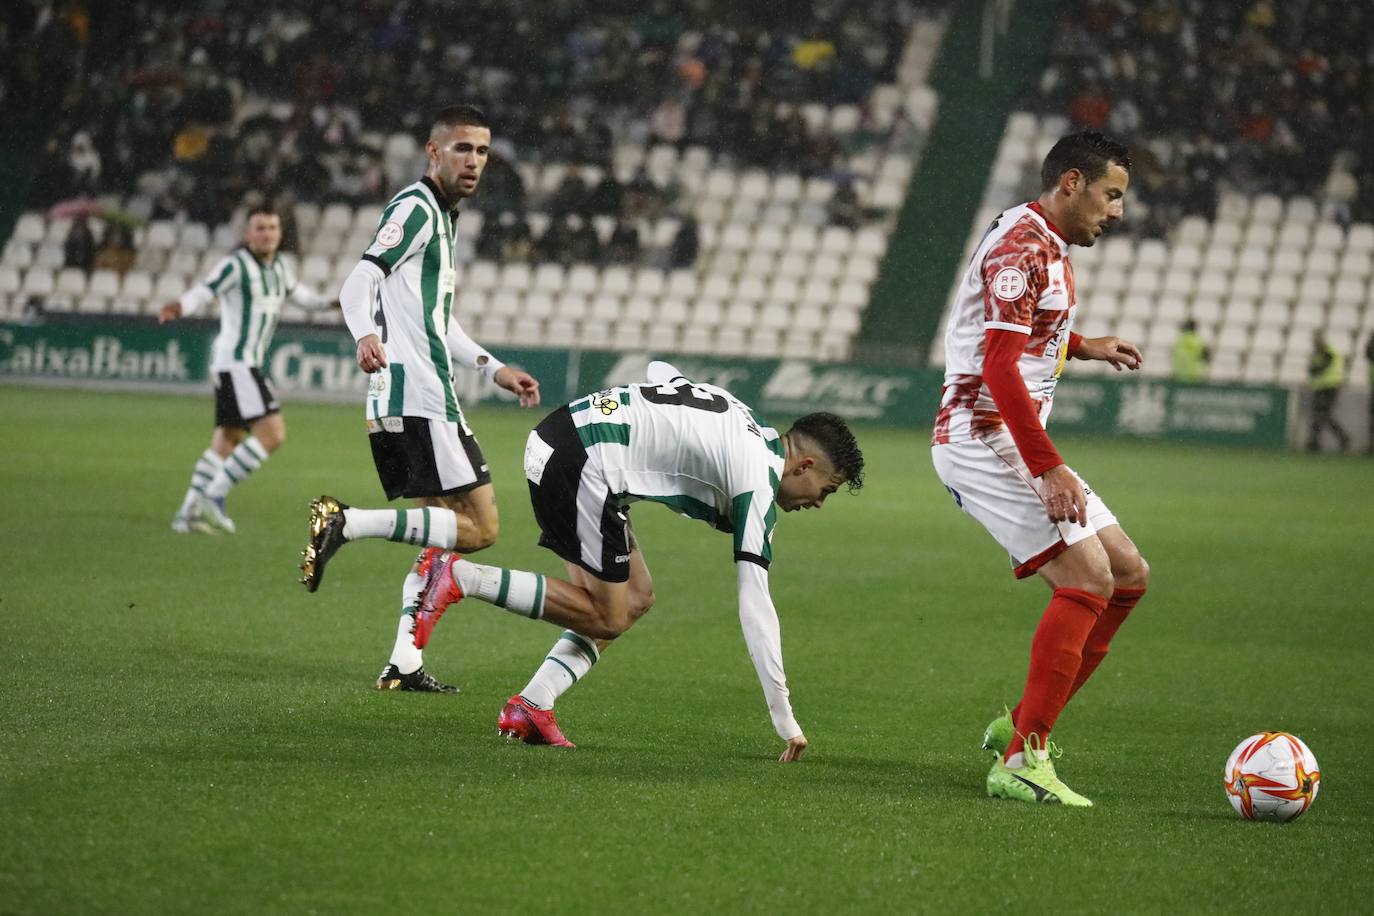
[179,254,239,316]
[737,560,801,740]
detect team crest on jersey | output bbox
[596,396,620,415]
[376,220,405,249]
[992,267,1027,300]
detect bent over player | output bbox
[409,361,864,760]
[299,105,540,693]
[931,132,1150,806]
[161,205,335,534]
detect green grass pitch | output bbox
[1,385,1371,913]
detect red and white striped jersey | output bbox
[933,202,1076,445]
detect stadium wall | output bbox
[858,0,1059,365]
[0,319,1297,448]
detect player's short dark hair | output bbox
[1040,131,1131,190]
[245,204,279,221]
[432,104,490,132]
[787,412,865,492]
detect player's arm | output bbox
[980,248,1085,525]
[159,256,235,323]
[285,279,338,311]
[736,559,807,762]
[1067,330,1142,371]
[445,316,539,407]
[339,198,434,372]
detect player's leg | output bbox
[172,374,246,532]
[518,538,655,710]
[1065,524,1149,701]
[199,368,281,530]
[333,419,494,550]
[375,548,458,693]
[301,417,491,591]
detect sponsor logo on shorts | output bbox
[376,220,405,249]
[614,554,630,563]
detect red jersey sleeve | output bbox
[982,328,1064,476]
[981,230,1050,332]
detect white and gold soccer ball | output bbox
[1224,731,1321,822]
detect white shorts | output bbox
[931,428,1118,578]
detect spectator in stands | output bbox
[549,172,591,218]
[568,216,603,266]
[587,171,624,216]
[829,177,862,228]
[1171,319,1210,383]
[501,212,534,263]
[536,216,576,265]
[607,220,641,264]
[68,131,101,195]
[622,168,661,220]
[93,224,136,276]
[1306,331,1350,453]
[669,214,699,269]
[64,216,97,273]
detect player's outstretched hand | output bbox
[779,734,808,763]
[1040,464,1088,527]
[494,366,541,408]
[1081,335,1142,371]
[356,334,388,373]
[158,301,182,323]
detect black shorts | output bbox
[214,366,280,428]
[368,415,491,501]
[525,406,633,583]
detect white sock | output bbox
[1005,747,1048,769]
[387,569,426,673]
[342,507,458,546]
[205,436,269,500]
[179,448,224,515]
[520,631,599,709]
[454,560,546,619]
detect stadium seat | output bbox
[1346,224,1374,254]
[34,243,65,270]
[181,223,210,251]
[153,273,186,302]
[20,267,54,298]
[524,291,555,320]
[1249,194,1283,225]
[1223,297,1258,327]
[532,263,564,294]
[54,267,86,298]
[4,239,33,269]
[14,212,45,245]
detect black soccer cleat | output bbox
[300,495,348,592]
[375,664,459,694]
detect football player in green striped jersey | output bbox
[161,206,336,534]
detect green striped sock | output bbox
[520,631,599,709]
[340,507,457,546]
[206,436,269,499]
[456,560,546,620]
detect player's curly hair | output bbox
[1040,131,1132,190]
[788,412,865,492]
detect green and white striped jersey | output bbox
[361,177,464,423]
[183,248,326,371]
[570,375,785,568]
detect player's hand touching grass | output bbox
[1078,335,1142,371]
[494,366,540,407]
[356,334,387,373]
[1041,464,1087,527]
[779,734,808,763]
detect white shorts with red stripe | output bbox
[931,427,1118,578]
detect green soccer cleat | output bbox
[982,707,1014,755]
[986,737,1093,807]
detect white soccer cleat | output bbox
[195,495,237,534]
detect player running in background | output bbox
[300,105,540,694]
[931,132,1150,807]
[406,361,864,760]
[161,205,336,534]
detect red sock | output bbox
[1006,587,1108,760]
[1066,587,1146,700]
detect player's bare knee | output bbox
[629,588,656,621]
[1115,555,1149,593]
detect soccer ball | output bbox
[1223,731,1321,822]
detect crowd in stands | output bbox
[1031,0,1374,235]
[24,0,936,271]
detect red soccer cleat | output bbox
[411,548,464,650]
[497,695,575,747]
